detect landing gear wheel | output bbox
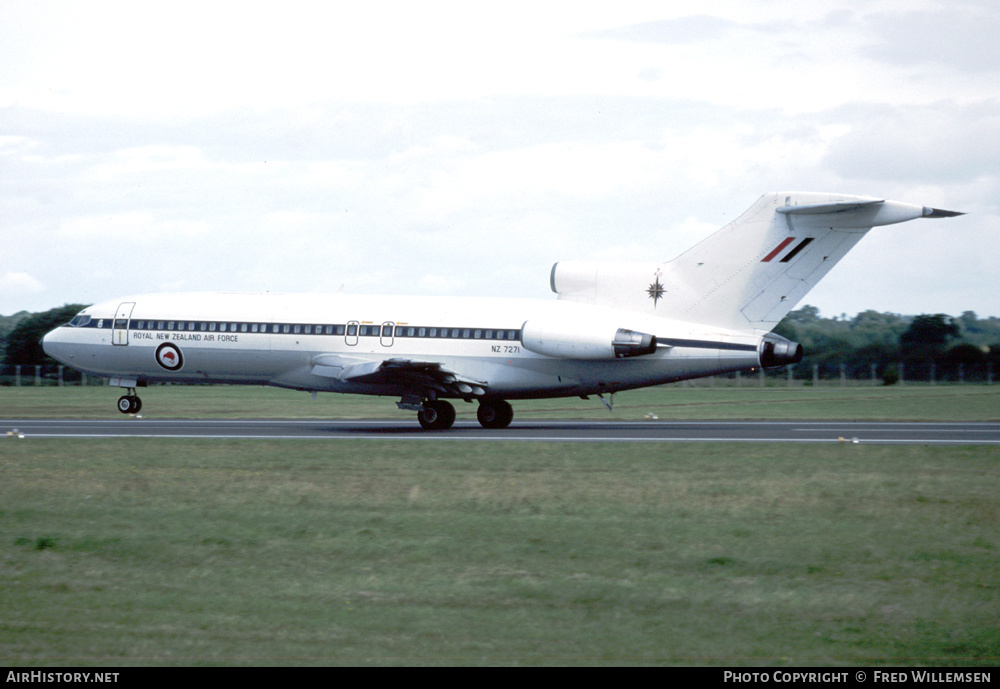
[418,400,456,430]
[477,399,513,429]
[117,395,142,414]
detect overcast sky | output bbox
[2,0,998,319]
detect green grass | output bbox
[2,438,998,666]
[1,386,998,665]
[2,382,999,421]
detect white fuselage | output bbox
[42,291,766,400]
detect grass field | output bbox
[1,386,998,666]
[3,381,1000,421]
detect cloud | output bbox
[1,2,997,317]
[822,101,1000,183]
[1,272,45,297]
[587,15,739,44]
[860,6,1000,74]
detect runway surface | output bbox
[4,418,999,444]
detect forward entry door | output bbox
[112,302,135,346]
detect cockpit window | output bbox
[68,314,92,328]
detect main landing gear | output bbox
[477,399,513,429]
[117,390,142,414]
[417,400,456,431]
[414,399,514,430]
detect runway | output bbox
[4,418,999,444]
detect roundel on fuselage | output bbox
[155,342,184,371]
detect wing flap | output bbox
[310,355,487,397]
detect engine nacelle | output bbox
[759,334,804,368]
[521,320,658,360]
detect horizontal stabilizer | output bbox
[776,199,884,215]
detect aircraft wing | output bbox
[311,354,488,397]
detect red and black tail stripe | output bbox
[761,237,814,263]
[761,237,795,262]
[779,237,813,262]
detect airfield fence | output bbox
[1,363,994,388]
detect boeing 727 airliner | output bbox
[42,192,963,429]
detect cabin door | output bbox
[345,320,359,346]
[380,322,395,347]
[112,302,135,346]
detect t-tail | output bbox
[550,191,963,332]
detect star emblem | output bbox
[647,275,665,306]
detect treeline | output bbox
[772,306,1000,383]
[2,304,1000,384]
[1,305,88,367]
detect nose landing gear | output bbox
[117,390,142,414]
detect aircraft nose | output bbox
[41,327,70,363]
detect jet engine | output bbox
[521,321,658,359]
[758,334,804,368]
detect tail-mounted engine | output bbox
[759,333,804,368]
[612,329,658,358]
[521,321,658,360]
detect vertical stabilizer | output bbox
[550,192,962,332]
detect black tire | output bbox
[117,396,133,414]
[418,400,456,430]
[477,399,513,429]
